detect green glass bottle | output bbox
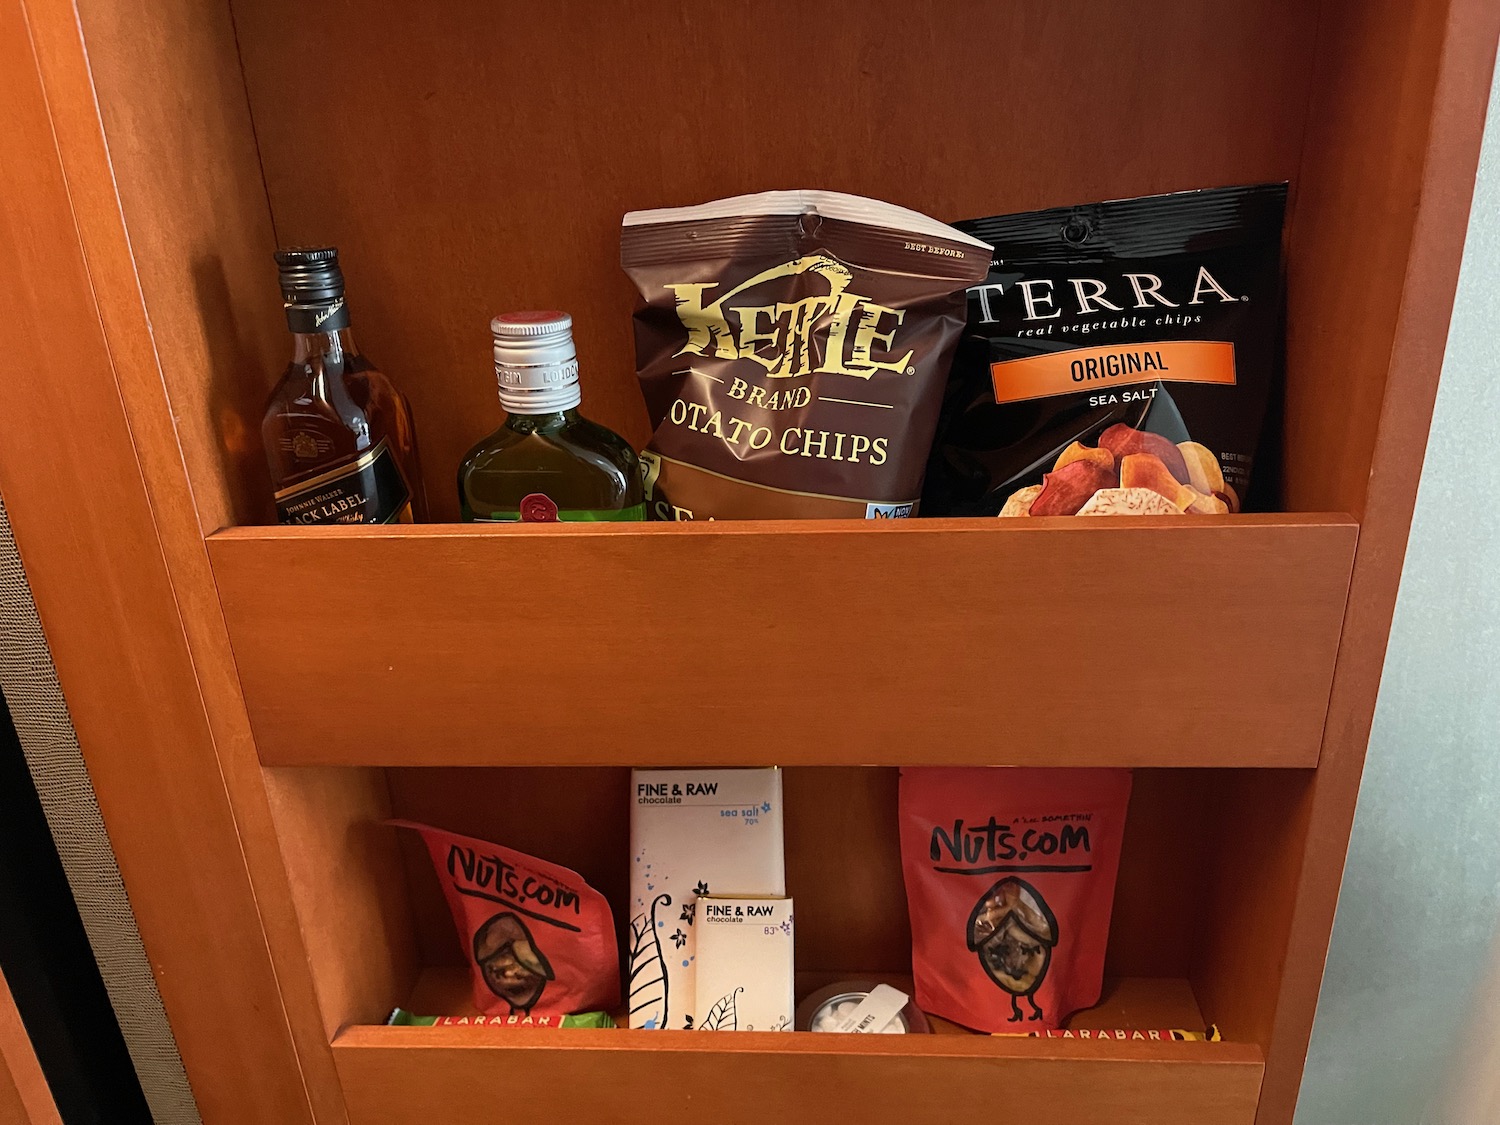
[459,312,644,523]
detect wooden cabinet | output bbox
[0,970,61,1125]
[0,0,1494,1122]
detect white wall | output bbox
[1294,50,1500,1125]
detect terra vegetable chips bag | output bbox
[898,768,1132,1032]
[622,190,991,520]
[922,184,1287,518]
[392,820,619,1018]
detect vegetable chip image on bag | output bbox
[923,184,1287,517]
[392,820,619,1017]
[898,768,1131,1031]
[622,190,991,520]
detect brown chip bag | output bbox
[621,191,991,520]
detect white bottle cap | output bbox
[492,311,582,413]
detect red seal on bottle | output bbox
[519,493,559,523]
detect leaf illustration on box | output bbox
[628,893,672,1028]
[699,986,743,1031]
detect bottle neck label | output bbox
[285,297,350,334]
[274,438,411,525]
[496,360,582,413]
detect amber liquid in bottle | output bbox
[262,247,426,524]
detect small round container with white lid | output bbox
[796,981,931,1034]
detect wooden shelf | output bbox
[331,968,1262,1125]
[8,0,1492,1119]
[209,515,1356,768]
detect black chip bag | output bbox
[621,190,991,520]
[922,184,1287,518]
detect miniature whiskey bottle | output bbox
[261,247,426,524]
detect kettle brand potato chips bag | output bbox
[922,184,1287,517]
[621,190,991,520]
[392,821,619,1018]
[898,768,1132,1032]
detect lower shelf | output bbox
[331,968,1264,1125]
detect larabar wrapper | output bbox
[922,184,1287,517]
[386,1009,615,1029]
[995,1026,1220,1041]
[898,768,1132,1032]
[621,190,992,520]
[391,821,619,1018]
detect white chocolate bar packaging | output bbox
[694,897,795,1032]
[628,768,785,1029]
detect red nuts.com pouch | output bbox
[898,769,1132,1032]
[392,821,619,1018]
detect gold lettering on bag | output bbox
[665,255,913,380]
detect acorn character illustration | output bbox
[967,877,1058,1022]
[474,912,554,1013]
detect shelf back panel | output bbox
[229,0,1321,521]
[384,766,1220,985]
[261,764,1300,1046]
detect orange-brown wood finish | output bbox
[0,969,61,1125]
[1,0,358,1119]
[262,767,422,1038]
[207,516,1357,769]
[381,768,1227,988]
[331,1022,1264,1125]
[0,0,1493,1122]
[0,2,321,1121]
[345,1029,1261,1125]
[1252,0,1500,1120]
[230,0,1322,522]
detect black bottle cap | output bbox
[275,246,345,305]
[276,247,350,332]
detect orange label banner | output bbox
[990,340,1237,405]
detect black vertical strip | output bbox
[0,689,154,1125]
[225,0,280,249]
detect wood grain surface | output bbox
[209,516,1356,768]
[0,2,325,1120]
[332,1013,1263,1125]
[1280,0,1489,519]
[2,0,376,1118]
[229,0,1320,521]
[4,0,1490,1121]
[378,767,1222,996]
[69,0,287,532]
[0,969,60,1125]
[263,768,422,1037]
[1252,0,1500,1121]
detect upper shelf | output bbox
[207,515,1356,768]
